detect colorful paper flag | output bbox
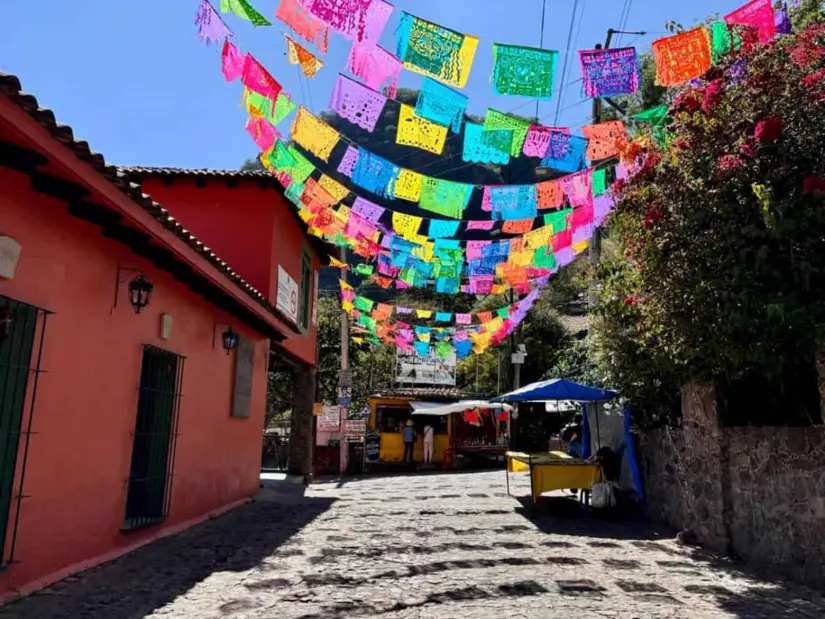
[415,78,468,133]
[245,90,296,127]
[483,109,531,157]
[284,35,325,78]
[275,0,330,54]
[419,178,473,219]
[541,131,587,173]
[390,169,423,202]
[337,145,360,178]
[291,107,340,162]
[246,115,280,151]
[303,0,388,43]
[392,212,423,239]
[220,0,271,26]
[396,12,478,88]
[196,0,233,45]
[242,54,282,100]
[536,178,564,210]
[492,43,558,99]
[463,122,510,165]
[396,104,448,155]
[579,47,640,98]
[318,175,349,202]
[651,28,712,87]
[329,74,387,132]
[352,149,400,197]
[221,40,245,81]
[346,43,402,98]
[725,0,776,44]
[429,219,461,239]
[582,121,627,162]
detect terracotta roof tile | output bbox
[0,72,300,330]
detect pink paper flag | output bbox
[523,125,569,158]
[221,40,244,81]
[561,169,594,209]
[246,116,281,151]
[346,43,402,98]
[241,54,282,100]
[456,313,472,325]
[466,220,495,231]
[467,240,492,261]
[725,0,776,44]
[305,0,390,43]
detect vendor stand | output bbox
[411,400,513,467]
[492,379,622,506]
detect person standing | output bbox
[423,423,434,464]
[402,420,417,465]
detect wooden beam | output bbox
[0,140,48,173]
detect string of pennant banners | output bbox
[195,0,791,357]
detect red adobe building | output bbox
[0,72,325,601]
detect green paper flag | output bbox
[632,105,668,126]
[592,169,607,197]
[221,0,272,26]
[355,264,374,277]
[354,296,375,313]
[435,341,452,359]
[544,208,573,233]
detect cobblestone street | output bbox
[2,471,823,619]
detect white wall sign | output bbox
[395,348,457,386]
[0,237,22,280]
[318,405,341,431]
[276,265,299,325]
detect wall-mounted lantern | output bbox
[113,267,154,314]
[213,323,239,354]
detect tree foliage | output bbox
[593,16,825,424]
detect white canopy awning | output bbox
[411,400,514,416]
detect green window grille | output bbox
[0,295,50,567]
[299,250,313,330]
[123,345,184,532]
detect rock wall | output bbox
[641,385,825,588]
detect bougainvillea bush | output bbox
[594,18,825,421]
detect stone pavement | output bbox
[2,471,824,619]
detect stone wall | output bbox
[640,384,825,588]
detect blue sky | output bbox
[0,0,744,170]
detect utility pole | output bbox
[338,246,351,476]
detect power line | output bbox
[553,0,581,127]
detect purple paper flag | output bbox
[329,74,388,132]
[337,145,360,177]
[196,0,234,45]
[352,196,385,222]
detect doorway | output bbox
[124,345,184,531]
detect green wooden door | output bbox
[0,296,38,560]
[124,346,182,531]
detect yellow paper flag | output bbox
[396,104,448,155]
[416,310,433,319]
[392,212,423,240]
[291,107,339,162]
[393,168,423,202]
[319,174,350,202]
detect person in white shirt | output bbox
[423,424,435,464]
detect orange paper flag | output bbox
[582,120,627,162]
[652,27,712,87]
[285,34,324,78]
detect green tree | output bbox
[593,17,825,424]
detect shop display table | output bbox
[506,451,599,504]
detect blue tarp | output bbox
[491,378,617,403]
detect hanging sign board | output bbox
[276,265,299,325]
[318,405,341,430]
[395,348,457,386]
[343,419,366,441]
[365,435,380,462]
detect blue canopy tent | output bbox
[494,379,643,502]
[490,378,617,404]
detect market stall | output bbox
[492,379,641,505]
[412,400,513,467]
